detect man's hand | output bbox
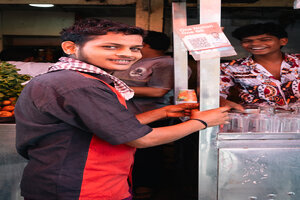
[163,103,199,118]
[220,97,244,112]
[190,106,230,127]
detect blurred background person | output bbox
[114,30,192,200]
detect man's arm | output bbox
[127,106,230,148]
[130,86,169,97]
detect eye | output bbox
[130,47,142,52]
[102,46,118,50]
[260,38,272,42]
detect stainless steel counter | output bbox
[217,132,300,200]
[0,124,27,200]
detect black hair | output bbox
[232,22,288,41]
[143,30,171,51]
[60,17,145,45]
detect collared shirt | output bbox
[15,70,152,199]
[220,53,300,106]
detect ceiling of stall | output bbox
[0,0,296,7]
[186,0,294,7]
[0,4,136,18]
[0,0,296,18]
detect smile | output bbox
[110,59,133,64]
[250,47,267,50]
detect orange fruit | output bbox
[0,111,13,117]
[1,100,12,105]
[1,105,15,111]
[9,97,17,101]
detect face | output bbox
[240,34,288,56]
[65,32,143,72]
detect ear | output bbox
[279,38,288,46]
[61,41,77,55]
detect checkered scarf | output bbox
[48,57,134,100]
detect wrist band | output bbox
[190,119,208,129]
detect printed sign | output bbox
[176,22,236,60]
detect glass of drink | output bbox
[176,89,197,121]
[221,113,243,133]
[275,113,300,133]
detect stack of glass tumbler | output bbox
[221,106,300,133]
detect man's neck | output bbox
[253,51,284,80]
[253,51,284,65]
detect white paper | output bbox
[176,22,236,60]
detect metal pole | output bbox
[197,0,221,200]
[172,1,189,101]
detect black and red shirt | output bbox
[15,70,152,200]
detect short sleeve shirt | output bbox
[220,53,300,106]
[113,56,174,114]
[15,69,152,199]
[16,70,152,157]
